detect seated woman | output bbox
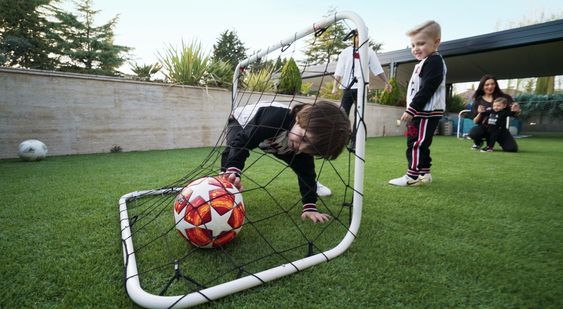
[468,74,521,152]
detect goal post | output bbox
[120,11,369,308]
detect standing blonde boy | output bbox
[389,20,447,186]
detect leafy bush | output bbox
[110,145,122,153]
[446,94,467,113]
[207,60,232,88]
[515,93,563,119]
[243,68,275,92]
[367,89,382,103]
[319,81,342,100]
[277,58,302,95]
[378,78,406,107]
[130,62,162,81]
[300,82,313,96]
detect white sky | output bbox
[61,0,562,88]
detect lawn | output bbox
[1,134,562,308]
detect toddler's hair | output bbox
[406,20,441,40]
[293,101,351,160]
[493,97,508,106]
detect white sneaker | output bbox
[388,175,422,187]
[316,181,332,197]
[419,173,432,184]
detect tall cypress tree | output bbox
[0,0,61,69]
[54,0,130,75]
[277,58,302,95]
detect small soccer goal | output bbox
[119,11,371,308]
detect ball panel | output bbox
[186,228,213,247]
[213,231,237,247]
[185,201,211,226]
[209,189,235,215]
[174,195,189,214]
[228,204,245,229]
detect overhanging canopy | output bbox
[303,19,563,88]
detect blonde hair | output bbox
[406,20,441,40]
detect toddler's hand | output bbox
[511,102,521,113]
[400,112,413,122]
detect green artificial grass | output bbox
[1,134,562,308]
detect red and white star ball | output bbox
[173,176,245,248]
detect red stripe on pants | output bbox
[410,118,427,171]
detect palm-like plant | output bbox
[207,60,233,88]
[130,62,162,81]
[319,81,341,100]
[242,68,275,92]
[158,40,210,85]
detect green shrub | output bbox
[515,93,563,119]
[367,89,381,103]
[378,78,406,107]
[319,81,342,100]
[130,62,162,81]
[243,68,275,92]
[207,60,232,88]
[446,94,467,113]
[300,82,313,96]
[277,58,302,95]
[110,145,122,153]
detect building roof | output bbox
[302,19,563,88]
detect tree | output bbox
[535,76,555,94]
[273,56,287,72]
[277,58,301,95]
[0,0,61,69]
[303,10,382,65]
[212,30,247,69]
[54,0,130,75]
[302,14,347,65]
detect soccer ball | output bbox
[173,176,245,248]
[17,139,48,161]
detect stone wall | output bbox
[0,68,407,159]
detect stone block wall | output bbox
[0,68,407,159]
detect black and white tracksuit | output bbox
[404,52,446,179]
[221,104,318,213]
[484,109,518,148]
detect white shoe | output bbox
[419,173,432,184]
[388,175,422,187]
[316,181,332,197]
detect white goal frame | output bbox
[119,11,369,308]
